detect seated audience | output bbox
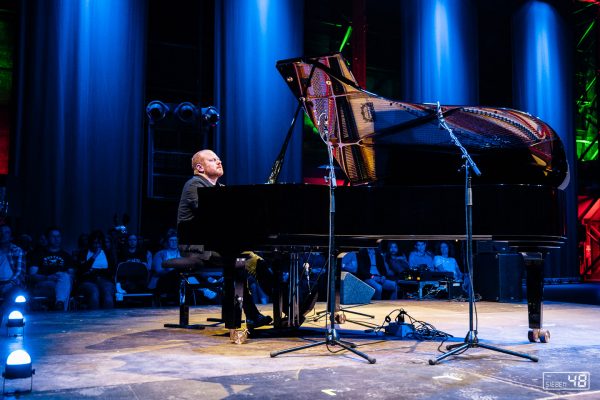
[0,224,25,311]
[27,227,74,311]
[150,231,181,297]
[117,233,152,269]
[77,230,116,309]
[433,241,463,281]
[152,231,220,304]
[341,251,358,274]
[356,247,397,300]
[408,240,434,269]
[383,241,409,280]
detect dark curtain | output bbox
[214,0,304,185]
[400,0,478,104]
[512,1,577,277]
[12,0,147,248]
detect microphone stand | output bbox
[429,102,538,365]
[270,136,376,364]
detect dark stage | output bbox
[2,296,599,399]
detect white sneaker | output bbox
[116,282,127,294]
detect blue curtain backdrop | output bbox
[14,0,147,247]
[214,0,304,185]
[512,1,577,276]
[400,0,478,105]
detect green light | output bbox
[577,20,595,48]
[338,26,352,52]
[303,114,318,135]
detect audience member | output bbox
[356,247,397,300]
[433,241,462,281]
[0,224,25,309]
[117,234,152,270]
[341,251,358,274]
[150,231,181,296]
[77,230,116,309]
[383,241,409,280]
[408,241,434,269]
[72,233,89,261]
[27,227,74,311]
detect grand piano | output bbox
[181,53,568,341]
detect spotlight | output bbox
[175,102,198,123]
[146,100,170,122]
[7,311,25,336]
[14,295,26,304]
[2,350,35,394]
[200,106,220,126]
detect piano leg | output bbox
[524,253,550,343]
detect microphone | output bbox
[304,262,311,294]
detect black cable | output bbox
[366,308,453,343]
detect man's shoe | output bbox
[54,301,65,311]
[246,314,272,330]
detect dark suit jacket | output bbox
[356,248,387,280]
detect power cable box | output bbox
[385,322,415,338]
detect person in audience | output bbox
[408,240,434,269]
[72,233,89,261]
[150,231,181,297]
[77,230,116,309]
[433,241,462,281]
[28,227,74,311]
[0,224,25,311]
[356,246,398,300]
[118,234,152,269]
[341,251,358,274]
[151,230,219,304]
[15,233,34,256]
[176,149,272,328]
[383,241,409,280]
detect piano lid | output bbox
[276,53,569,188]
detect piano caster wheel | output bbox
[528,329,550,343]
[528,329,538,343]
[230,328,249,344]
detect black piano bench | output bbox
[163,254,215,330]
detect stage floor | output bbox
[2,299,599,399]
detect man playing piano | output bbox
[177,149,272,330]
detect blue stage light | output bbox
[2,350,35,394]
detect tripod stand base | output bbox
[270,328,376,364]
[429,331,538,365]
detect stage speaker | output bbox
[340,272,375,305]
[474,253,524,302]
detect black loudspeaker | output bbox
[473,253,524,302]
[340,272,375,305]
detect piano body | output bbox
[181,53,568,340]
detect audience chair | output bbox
[115,261,154,307]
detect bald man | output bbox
[176,149,272,331]
[177,149,224,226]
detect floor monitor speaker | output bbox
[474,253,524,302]
[340,272,375,305]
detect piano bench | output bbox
[162,255,224,330]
